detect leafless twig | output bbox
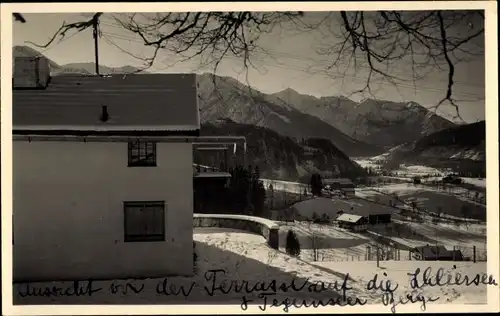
[315,10,484,119]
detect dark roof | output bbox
[323,178,355,188]
[13,73,200,134]
[324,178,353,183]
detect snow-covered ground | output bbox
[369,219,487,260]
[277,221,376,262]
[397,164,444,177]
[13,228,492,311]
[356,184,486,222]
[356,183,424,196]
[353,157,382,170]
[461,177,487,188]
[261,178,308,194]
[353,158,485,189]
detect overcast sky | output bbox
[13,12,485,123]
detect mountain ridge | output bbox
[13,44,459,154]
[199,119,366,182]
[13,45,368,181]
[268,91,457,149]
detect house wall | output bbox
[13,140,194,281]
[354,224,367,232]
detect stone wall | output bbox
[193,214,279,249]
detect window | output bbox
[124,201,165,242]
[128,141,157,167]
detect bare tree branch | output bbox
[314,10,484,120]
[13,13,26,23]
[33,10,483,120]
[25,13,103,48]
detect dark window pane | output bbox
[125,206,145,236]
[149,207,164,235]
[124,202,165,242]
[128,141,157,167]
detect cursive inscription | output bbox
[18,279,102,298]
[15,266,498,313]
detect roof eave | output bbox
[12,128,201,137]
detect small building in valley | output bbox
[411,245,465,261]
[367,213,392,225]
[323,178,356,196]
[336,213,368,232]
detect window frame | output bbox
[123,201,166,242]
[128,141,157,167]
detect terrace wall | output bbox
[193,214,279,249]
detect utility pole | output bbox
[376,245,380,268]
[92,15,100,75]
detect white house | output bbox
[336,213,368,232]
[12,61,244,282]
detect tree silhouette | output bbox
[30,10,484,117]
[285,230,301,258]
[310,173,323,196]
[314,10,484,120]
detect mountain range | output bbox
[269,89,457,148]
[13,45,483,179]
[12,45,458,154]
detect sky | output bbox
[12,12,486,123]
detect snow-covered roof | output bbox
[193,213,279,229]
[13,74,200,135]
[336,213,364,223]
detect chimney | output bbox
[13,56,51,89]
[100,105,110,122]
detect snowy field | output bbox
[352,157,382,170]
[13,228,492,311]
[353,159,485,189]
[291,196,395,220]
[461,177,487,188]
[396,164,444,177]
[277,221,377,262]
[369,219,487,260]
[266,182,486,259]
[261,178,308,194]
[353,158,445,178]
[356,184,486,221]
[275,217,487,263]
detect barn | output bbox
[323,178,356,196]
[411,245,465,261]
